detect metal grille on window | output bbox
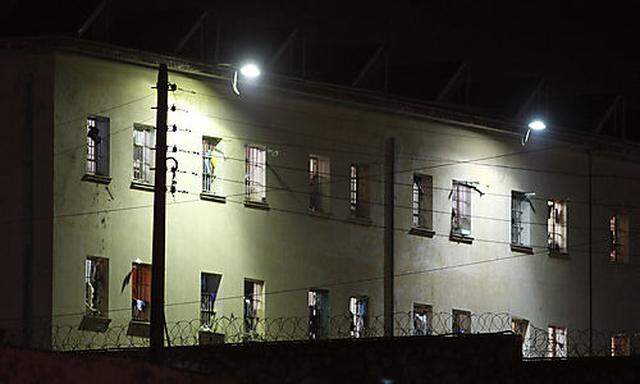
[86,118,97,174]
[349,164,357,213]
[308,289,329,340]
[547,326,567,358]
[133,125,155,184]
[413,175,433,229]
[413,304,432,335]
[452,309,471,334]
[245,146,266,202]
[244,280,263,337]
[451,181,471,236]
[547,200,567,253]
[349,296,368,338]
[85,257,108,317]
[202,137,222,194]
[309,155,330,213]
[200,273,221,330]
[511,192,532,246]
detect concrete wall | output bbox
[10,49,640,346]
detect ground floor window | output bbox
[547,325,567,358]
[452,309,471,334]
[611,334,631,356]
[349,296,368,338]
[244,279,264,337]
[85,257,108,317]
[131,263,151,322]
[200,272,222,330]
[413,303,433,335]
[308,289,329,340]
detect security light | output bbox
[528,120,546,131]
[239,63,261,79]
[522,119,547,146]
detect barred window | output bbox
[86,117,110,176]
[451,181,472,236]
[547,200,567,254]
[133,124,155,184]
[511,191,533,247]
[452,309,471,334]
[349,296,368,338]
[611,334,631,356]
[202,137,223,194]
[245,146,267,202]
[349,164,370,218]
[308,289,330,340]
[547,325,567,358]
[244,279,264,336]
[609,213,629,263]
[85,257,108,317]
[200,272,222,330]
[309,155,331,213]
[412,174,433,229]
[131,263,151,322]
[413,303,433,336]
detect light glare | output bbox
[528,120,546,131]
[240,63,261,79]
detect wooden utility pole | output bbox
[151,64,168,364]
[384,137,395,337]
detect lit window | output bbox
[511,317,529,340]
[202,137,223,194]
[413,303,433,336]
[609,213,629,263]
[452,309,471,334]
[412,174,433,230]
[547,200,567,254]
[349,296,368,338]
[85,257,108,317]
[131,263,151,322]
[243,279,264,338]
[133,124,155,184]
[547,325,567,358]
[309,155,331,213]
[451,181,472,237]
[245,146,267,202]
[511,191,534,247]
[349,164,370,218]
[611,334,631,356]
[308,289,329,340]
[86,116,110,176]
[200,272,222,330]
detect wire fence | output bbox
[2,312,639,360]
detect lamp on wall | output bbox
[522,119,546,146]
[232,63,261,96]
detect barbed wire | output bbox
[1,311,636,360]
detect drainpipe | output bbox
[22,74,34,348]
[384,137,395,337]
[588,150,593,356]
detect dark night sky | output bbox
[3,0,639,137]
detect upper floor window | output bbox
[86,116,110,176]
[349,164,370,218]
[412,174,433,230]
[309,155,331,213]
[245,146,267,203]
[511,191,534,248]
[609,213,629,263]
[131,263,151,322]
[451,181,472,237]
[202,137,223,195]
[547,200,567,254]
[133,124,155,185]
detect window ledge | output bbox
[449,233,474,244]
[409,227,436,238]
[347,216,373,226]
[130,181,155,192]
[78,315,111,333]
[510,244,534,254]
[82,174,111,185]
[244,200,270,210]
[548,250,570,259]
[200,192,226,204]
[127,320,150,338]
